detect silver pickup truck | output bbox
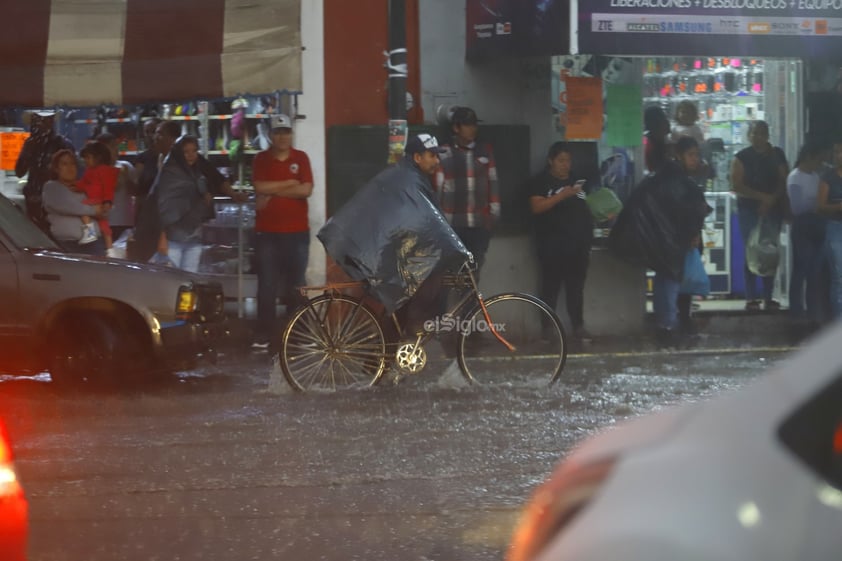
[0,193,227,386]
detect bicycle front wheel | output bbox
[457,293,567,386]
[280,295,387,391]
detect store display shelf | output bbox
[207,149,261,156]
[207,113,273,120]
[168,113,274,121]
[644,92,762,103]
[73,117,136,124]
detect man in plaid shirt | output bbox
[435,107,500,279]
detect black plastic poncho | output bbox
[608,163,710,279]
[318,160,470,313]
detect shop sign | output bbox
[0,132,29,171]
[606,84,643,147]
[578,1,842,57]
[466,0,570,60]
[565,77,604,140]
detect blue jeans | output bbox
[825,220,842,319]
[789,214,825,320]
[737,204,778,302]
[255,231,310,338]
[167,240,204,273]
[653,272,680,330]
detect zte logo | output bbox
[720,19,739,29]
[597,20,613,31]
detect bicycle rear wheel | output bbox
[457,293,567,385]
[281,295,387,391]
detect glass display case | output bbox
[643,58,801,299]
[702,192,732,295]
[200,199,256,276]
[643,56,766,194]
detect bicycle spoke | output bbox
[281,295,387,391]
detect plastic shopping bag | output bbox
[679,249,710,296]
[746,216,780,277]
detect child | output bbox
[77,141,119,248]
[671,100,705,145]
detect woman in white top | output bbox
[786,140,826,325]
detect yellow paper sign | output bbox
[564,77,603,140]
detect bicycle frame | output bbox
[296,259,515,353]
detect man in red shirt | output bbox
[252,114,314,348]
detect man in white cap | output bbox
[15,111,74,231]
[403,132,447,199]
[251,114,314,348]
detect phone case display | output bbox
[644,57,765,193]
[702,192,732,294]
[201,200,256,275]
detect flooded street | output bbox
[1,347,792,561]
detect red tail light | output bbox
[507,458,616,561]
[0,420,29,561]
[0,422,11,464]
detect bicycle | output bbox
[279,259,567,391]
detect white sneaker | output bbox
[79,223,98,245]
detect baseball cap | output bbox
[451,106,481,126]
[269,114,292,131]
[404,133,446,156]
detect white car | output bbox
[507,323,842,561]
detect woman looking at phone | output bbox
[527,142,594,342]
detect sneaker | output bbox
[79,223,98,245]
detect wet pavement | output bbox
[0,342,800,561]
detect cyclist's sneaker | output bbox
[79,223,98,244]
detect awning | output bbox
[0,0,302,108]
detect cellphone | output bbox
[574,179,586,188]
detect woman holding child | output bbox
[41,149,108,256]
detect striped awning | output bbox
[0,0,302,108]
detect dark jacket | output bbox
[609,162,710,279]
[156,138,210,243]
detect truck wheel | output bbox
[48,313,128,386]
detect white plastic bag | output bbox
[746,216,780,277]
